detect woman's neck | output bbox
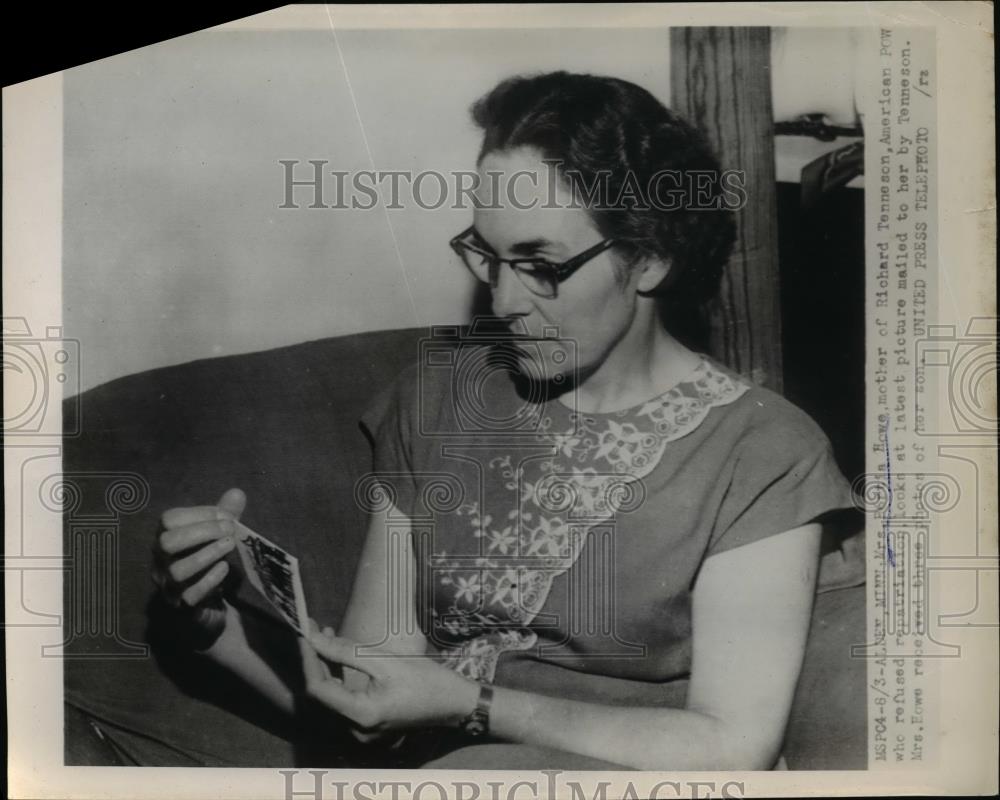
[566,304,701,414]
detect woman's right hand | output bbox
[152,487,246,649]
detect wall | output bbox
[64,27,672,393]
[64,23,862,394]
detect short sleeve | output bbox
[358,365,420,518]
[707,406,856,557]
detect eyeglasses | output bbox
[449,226,616,299]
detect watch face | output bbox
[463,716,488,737]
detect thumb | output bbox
[217,488,247,521]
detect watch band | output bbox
[458,683,494,737]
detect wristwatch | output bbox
[458,683,494,737]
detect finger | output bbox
[299,637,329,686]
[313,622,338,640]
[308,634,380,678]
[158,518,236,556]
[167,536,236,583]
[154,560,191,605]
[217,488,246,521]
[179,561,230,607]
[161,506,231,530]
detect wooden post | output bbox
[670,27,783,391]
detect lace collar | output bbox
[535,357,752,472]
[432,358,752,682]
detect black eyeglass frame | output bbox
[449,225,617,298]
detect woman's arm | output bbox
[334,503,428,744]
[485,523,822,770]
[338,503,429,681]
[198,600,297,714]
[305,521,822,770]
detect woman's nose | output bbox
[490,264,532,318]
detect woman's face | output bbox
[473,146,646,384]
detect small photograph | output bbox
[234,522,309,635]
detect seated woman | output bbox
[152,71,855,771]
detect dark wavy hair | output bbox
[471,71,735,308]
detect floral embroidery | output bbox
[439,629,539,681]
[431,359,750,682]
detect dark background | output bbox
[778,182,865,483]
[2,5,280,87]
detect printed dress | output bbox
[359,346,854,703]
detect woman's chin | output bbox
[511,357,571,390]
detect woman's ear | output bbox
[635,256,672,295]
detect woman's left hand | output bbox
[299,622,479,734]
